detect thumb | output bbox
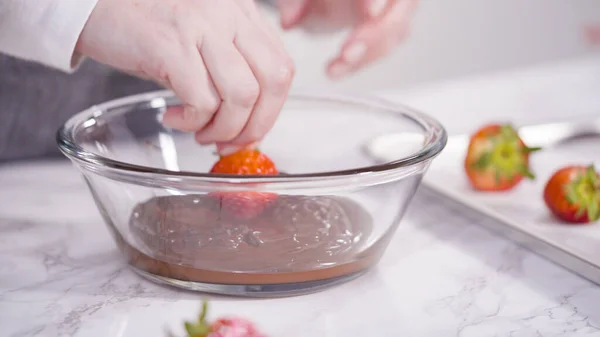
[276,0,310,29]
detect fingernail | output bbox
[217,145,243,156]
[369,0,388,17]
[182,105,198,122]
[161,110,179,128]
[329,63,348,79]
[216,142,260,156]
[161,105,195,128]
[344,42,367,65]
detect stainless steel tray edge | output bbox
[420,183,600,285]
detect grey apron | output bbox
[0,54,163,162]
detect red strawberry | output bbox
[210,149,278,176]
[177,300,267,337]
[209,318,266,337]
[543,164,600,224]
[464,123,541,191]
[209,148,279,219]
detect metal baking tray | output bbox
[366,117,600,285]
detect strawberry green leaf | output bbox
[565,184,579,205]
[495,170,502,184]
[185,322,210,337]
[522,146,542,153]
[500,124,518,140]
[563,165,600,222]
[587,165,598,186]
[588,200,599,222]
[575,206,586,219]
[479,124,539,184]
[520,165,536,180]
[199,300,208,322]
[182,299,212,337]
[472,152,492,170]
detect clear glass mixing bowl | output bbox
[57,90,447,297]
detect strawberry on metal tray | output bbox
[464,123,542,191]
[543,164,600,224]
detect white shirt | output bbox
[0,0,99,72]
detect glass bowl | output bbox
[57,90,447,297]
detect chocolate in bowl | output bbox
[124,194,379,285]
[57,90,447,296]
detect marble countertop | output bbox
[1,55,600,337]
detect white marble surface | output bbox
[2,56,600,337]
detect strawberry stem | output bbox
[588,164,600,221]
[520,165,536,180]
[472,152,492,170]
[564,164,600,222]
[588,200,599,222]
[494,170,501,184]
[522,146,542,153]
[588,165,598,186]
[183,299,212,337]
[199,300,208,323]
[470,124,541,182]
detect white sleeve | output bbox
[0,0,99,73]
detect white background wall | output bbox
[260,0,600,92]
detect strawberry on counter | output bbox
[177,300,267,337]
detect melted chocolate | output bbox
[120,194,381,285]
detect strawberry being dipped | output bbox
[543,165,600,224]
[209,148,279,219]
[210,148,278,176]
[464,123,541,191]
[178,300,267,337]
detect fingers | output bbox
[227,20,294,147]
[585,25,600,45]
[327,0,418,79]
[363,0,390,18]
[275,0,311,29]
[227,0,295,148]
[237,0,286,44]
[195,38,258,145]
[152,0,294,154]
[158,48,221,132]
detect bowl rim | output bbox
[56,89,447,183]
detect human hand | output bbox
[585,24,600,45]
[276,0,418,79]
[76,0,295,154]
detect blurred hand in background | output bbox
[275,0,419,79]
[585,25,600,45]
